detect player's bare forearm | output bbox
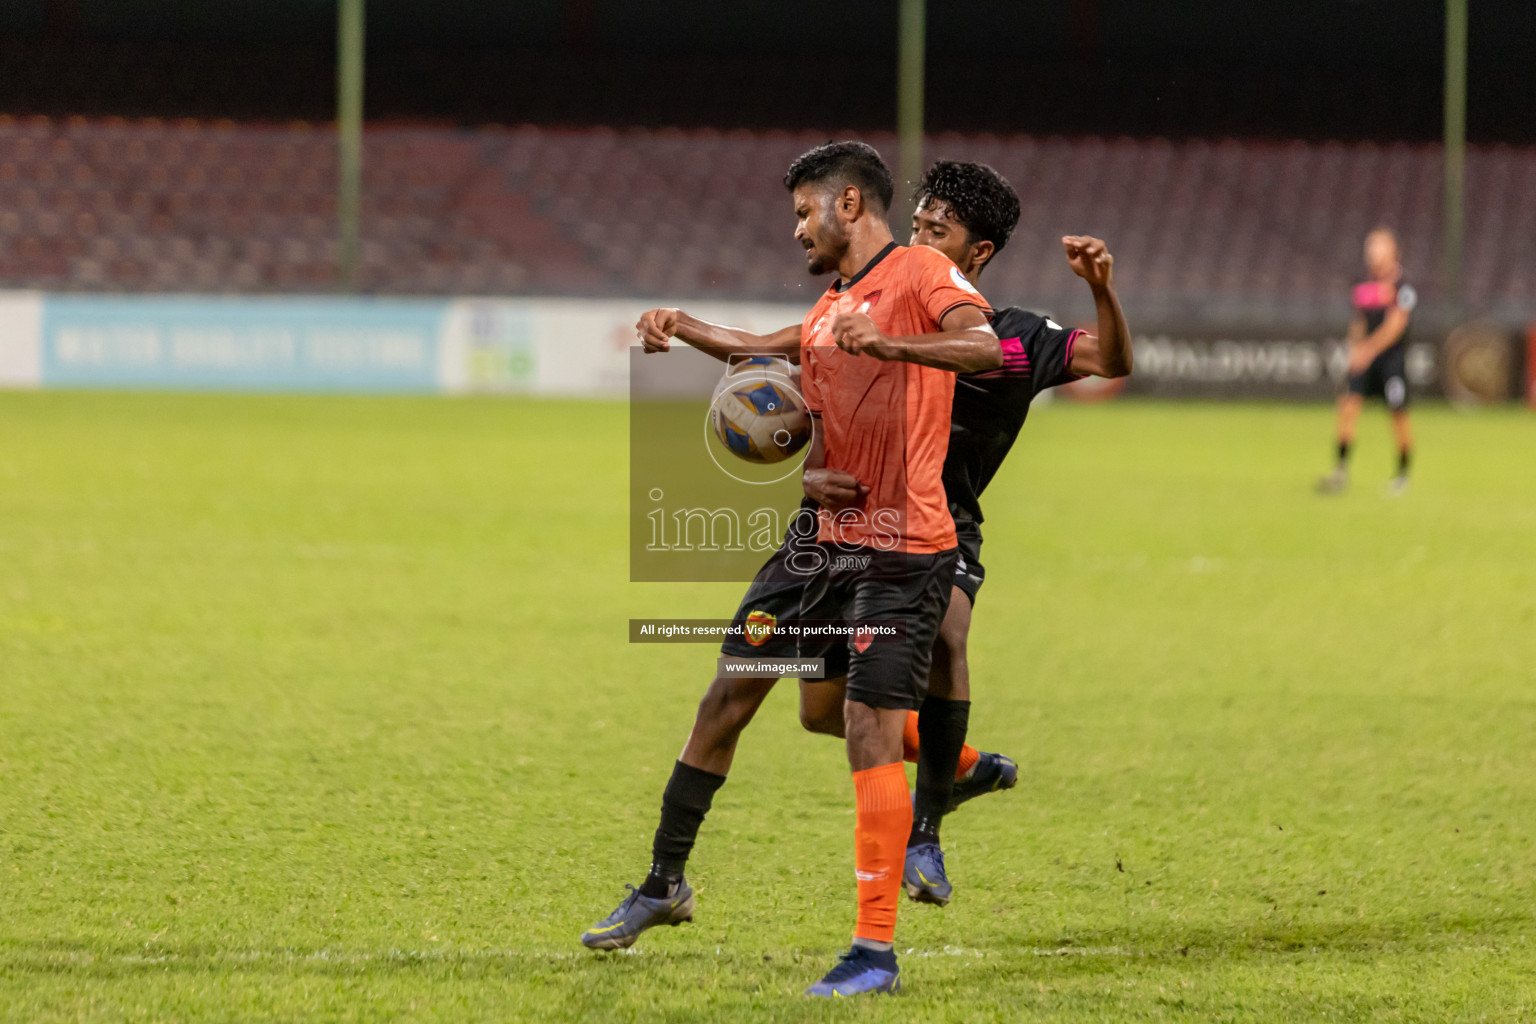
[1359,308,1409,358]
[677,316,800,363]
[875,327,1002,372]
[1061,235,1131,378]
[830,305,1001,371]
[1347,311,1406,372]
[636,307,800,363]
[1069,282,1133,378]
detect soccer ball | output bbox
[709,356,812,464]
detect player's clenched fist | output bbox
[1063,235,1114,288]
[830,312,891,359]
[635,307,682,352]
[802,467,869,511]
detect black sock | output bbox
[1397,448,1410,476]
[910,696,971,847]
[641,761,726,897]
[1337,440,1351,467]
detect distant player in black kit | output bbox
[1318,227,1416,496]
[582,159,1131,959]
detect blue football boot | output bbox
[947,751,1018,813]
[805,945,901,997]
[903,842,953,906]
[580,881,694,950]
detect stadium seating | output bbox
[1,116,1531,322]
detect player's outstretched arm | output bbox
[635,307,801,364]
[828,305,1001,372]
[1062,236,1133,379]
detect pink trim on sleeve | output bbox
[971,335,1031,378]
[1353,282,1393,309]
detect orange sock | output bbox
[851,762,911,944]
[902,709,981,779]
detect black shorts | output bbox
[721,502,819,662]
[797,543,959,711]
[1347,343,1410,411]
[951,513,985,606]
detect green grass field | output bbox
[2,392,1533,1022]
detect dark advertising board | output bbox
[1085,321,1524,403]
[1114,329,1438,401]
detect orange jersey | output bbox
[800,243,989,554]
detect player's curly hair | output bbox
[783,141,894,213]
[914,161,1021,259]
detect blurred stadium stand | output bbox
[2,117,1532,323]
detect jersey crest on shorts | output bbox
[744,609,776,646]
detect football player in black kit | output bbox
[581,160,1131,952]
[1318,227,1417,496]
